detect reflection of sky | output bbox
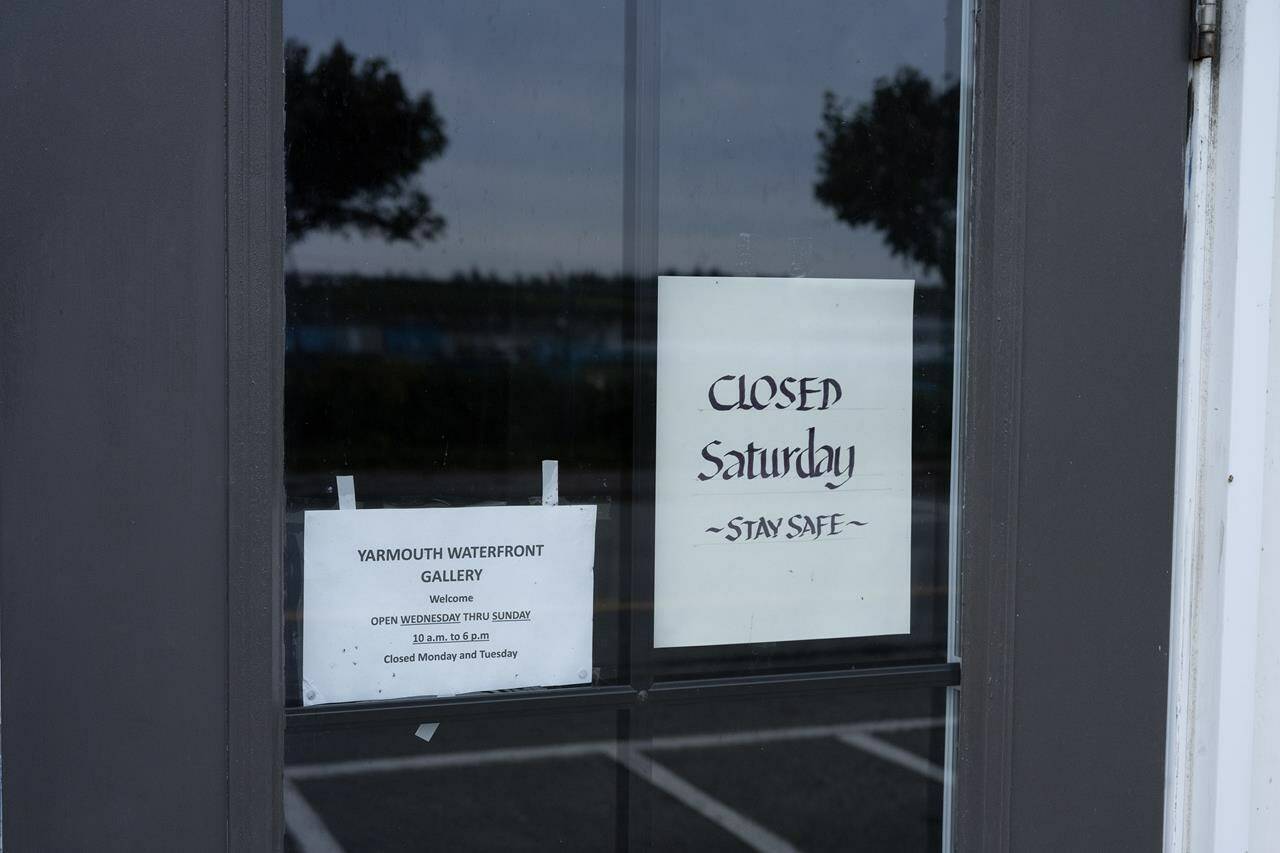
[286,0,958,278]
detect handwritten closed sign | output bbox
[654,276,914,647]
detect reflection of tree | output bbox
[286,40,448,245]
[815,69,959,287]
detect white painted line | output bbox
[837,732,946,784]
[285,717,945,781]
[287,739,613,780]
[283,778,347,853]
[646,716,944,753]
[609,744,801,853]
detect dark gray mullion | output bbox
[953,0,1186,850]
[953,0,1029,849]
[227,0,286,850]
[623,2,661,847]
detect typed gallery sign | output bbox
[653,276,914,647]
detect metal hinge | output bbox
[1193,0,1221,60]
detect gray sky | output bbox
[286,0,957,278]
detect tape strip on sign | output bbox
[542,460,559,506]
[336,475,356,511]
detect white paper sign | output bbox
[302,504,596,706]
[654,276,914,647]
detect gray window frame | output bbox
[0,0,1186,849]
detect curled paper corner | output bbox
[414,722,440,743]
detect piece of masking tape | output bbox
[541,460,558,506]
[336,475,356,511]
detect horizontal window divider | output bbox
[644,662,960,703]
[285,684,639,731]
[284,662,959,731]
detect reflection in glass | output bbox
[284,690,945,850]
[283,0,964,848]
[285,711,623,850]
[647,690,947,850]
[652,0,958,678]
[284,3,631,702]
[283,0,961,699]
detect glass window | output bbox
[285,689,946,850]
[283,1,965,848]
[283,1,632,700]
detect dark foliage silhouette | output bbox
[286,39,448,244]
[815,69,959,287]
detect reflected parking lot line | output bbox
[283,778,345,853]
[837,732,947,783]
[610,743,800,853]
[285,716,945,852]
[286,717,944,780]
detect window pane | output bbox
[646,689,947,850]
[285,711,624,850]
[283,689,947,850]
[284,0,961,700]
[283,1,631,704]
[653,0,958,677]
[283,0,964,848]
